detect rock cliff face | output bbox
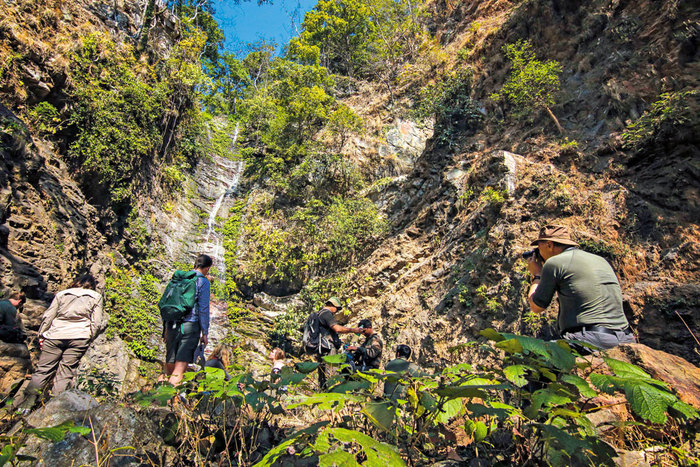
[0,0,181,386]
[333,0,699,367]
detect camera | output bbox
[522,249,543,261]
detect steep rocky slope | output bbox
[332,0,699,366]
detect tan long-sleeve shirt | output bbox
[39,288,106,340]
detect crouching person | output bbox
[526,225,636,353]
[346,319,383,372]
[17,274,106,410]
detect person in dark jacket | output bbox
[0,291,26,343]
[347,319,383,372]
[383,344,420,401]
[311,297,365,389]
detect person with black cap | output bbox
[383,344,420,401]
[526,224,636,352]
[346,319,383,372]
[303,296,365,389]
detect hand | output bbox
[527,255,543,277]
[347,345,357,351]
[200,334,208,347]
[39,338,44,350]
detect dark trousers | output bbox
[26,338,90,394]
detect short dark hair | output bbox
[358,319,372,329]
[396,344,411,359]
[194,254,213,270]
[71,274,96,290]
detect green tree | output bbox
[294,0,377,76]
[491,40,563,133]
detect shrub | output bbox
[622,90,698,151]
[105,265,161,360]
[490,40,563,133]
[135,329,698,466]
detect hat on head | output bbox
[358,319,372,329]
[530,224,579,247]
[326,296,342,310]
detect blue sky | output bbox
[213,0,318,56]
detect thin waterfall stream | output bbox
[198,123,244,351]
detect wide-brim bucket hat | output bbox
[326,296,342,310]
[530,225,579,247]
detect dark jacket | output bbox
[354,333,383,371]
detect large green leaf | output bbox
[625,382,676,424]
[253,421,330,467]
[495,338,524,354]
[467,401,519,420]
[539,424,616,466]
[434,386,487,400]
[603,358,652,379]
[435,398,463,424]
[503,365,529,387]
[589,373,619,395]
[288,393,364,411]
[0,444,15,467]
[362,402,395,432]
[479,328,505,342]
[324,428,406,466]
[319,450,360,467]
[322,354,349,364]
[670,400,699,421]
[26,420,83,442]
[560,374,596,398]
[296,361,321,374]
[330,380,371,394]
[501,334,575,371]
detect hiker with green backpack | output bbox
[159,254,212,386]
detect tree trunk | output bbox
[545,106,563,134]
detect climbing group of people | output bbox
[300,296,419,396]
[3,222,637,411]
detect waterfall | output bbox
[204,123,242,275]
[199,124,244,351]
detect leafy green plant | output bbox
[480,186,506,205]
[105,265,161,360]
[132,328,697,466]
[622,90,698,151]
[490,40,563,133]
[26,102,62,136]
[414,67,482,147]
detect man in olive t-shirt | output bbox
[526,225,635,352]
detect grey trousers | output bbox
[26,338,90,395]
[562,329,636,353]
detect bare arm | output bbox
[330,324,361,334]
[528,280,547,313]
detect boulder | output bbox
[77,334,142,397]
[25,390,99,428]
[20,392,175,466]
[0,341,31,393]
[605,344,700,409]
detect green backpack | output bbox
[158,270,199,323]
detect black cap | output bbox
[358,319,372,329]
[396,345,411,358]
